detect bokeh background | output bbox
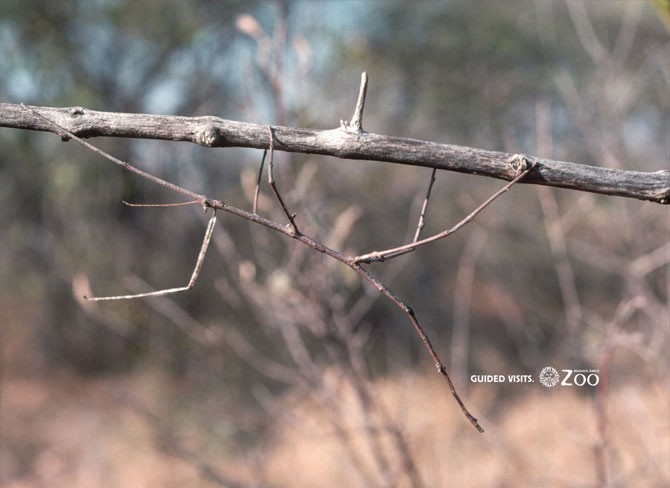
[1,1,668,486]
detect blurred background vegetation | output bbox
[1,1,668,486]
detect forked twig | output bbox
[85,210,217,301]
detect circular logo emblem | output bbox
[539,367,560,388]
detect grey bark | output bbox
[1,103,668,204]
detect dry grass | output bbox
[265,371,669,487]
[1,366,667,488]
[2,295,667,487]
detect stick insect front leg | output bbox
[85,209,217,301]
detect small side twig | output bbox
[413,168,437,243]
[253,149,267,214]
[340,71,368,133]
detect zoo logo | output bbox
[538,366,560,388]
[538,367,601,388]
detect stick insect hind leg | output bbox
[85,202,217,301]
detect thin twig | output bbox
[354,163,537,264]
[534,99,582,333]
[413,168,437,243]
[451,230,487,387]
[253,149,267,214]
[267,126,299,233]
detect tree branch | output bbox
[1,102,667,204]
